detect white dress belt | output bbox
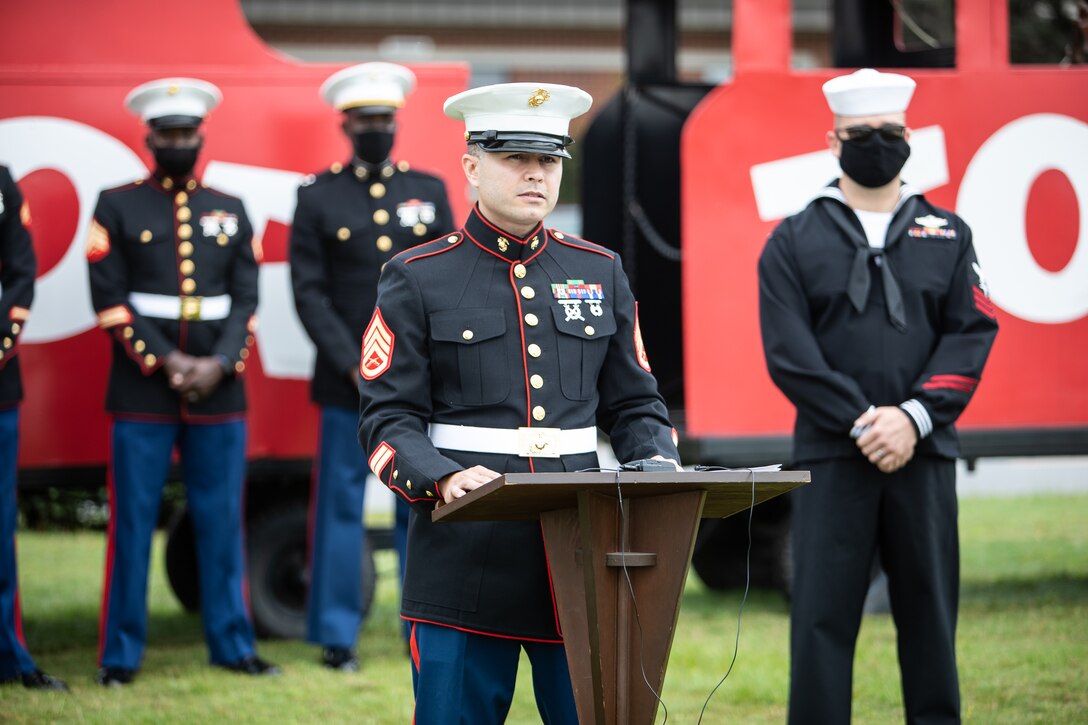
[427,423,597,459]
[128,292,231,321]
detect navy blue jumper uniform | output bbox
[0,165,38,681]
[759,183,998,725]
[359,205,679,723]
[88,170,260,672]
[290,157,452,650]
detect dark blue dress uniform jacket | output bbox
[758,184,999,463]
[0,166,35,408]
[290,159,453,409]
[359,206,679,640]
[87,172,259,419]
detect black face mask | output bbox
[352,130,395,165]
[839,134,911,188]
[152,144,201,178]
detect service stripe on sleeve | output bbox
[96,305,134,329]
[922,374,978,393]
[369,441,395,478]
[972,287,997,319]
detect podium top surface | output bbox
[432,470,810,523]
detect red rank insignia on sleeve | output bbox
[361,307,395,380]
[85,219,111,262]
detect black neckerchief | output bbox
[812,182,919,332]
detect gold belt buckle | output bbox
[517,427,561,458]
[180,295,203,321]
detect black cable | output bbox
[576,463,764,718]
[614,470,669,723]
[697,468,757,724]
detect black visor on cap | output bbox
[149,115,203,130]
[344,105,398,117]
[469,131,574,159]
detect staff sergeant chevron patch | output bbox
[361,308,395,380]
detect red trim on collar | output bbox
[465,227,550,266]
[474,203,543,245]
[521,241,547,266]
[467,228,550,269]
[147,173,202,195]
[464,228,513,263]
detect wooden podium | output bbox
[432,470,810,724]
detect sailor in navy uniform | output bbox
[87,78,278,686]
[358,83,680,723]
[290,62,453,671]
[758,69,998,724]
[0,166,68,692]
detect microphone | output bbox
[620,458,679,472]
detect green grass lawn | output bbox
[2,494,1086,724]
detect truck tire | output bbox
[164,507,200,613]
[691,494,793,596]
[246,503,377,640]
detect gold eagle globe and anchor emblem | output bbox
[527,88,551,107]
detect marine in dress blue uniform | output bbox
[758,70,999,725]
[87,79,277,686]
[291,63,453,670]
[358,83,680,724]
[0,165,68,691]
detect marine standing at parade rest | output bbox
[358,83,680,723]
[0,165,68,692]
[758,69,998,724]
[290,62,453,671]
[87,78,278,686]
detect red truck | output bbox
[0,0,469,637]
[583,0,1087,590]
[2,0,1085,629]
